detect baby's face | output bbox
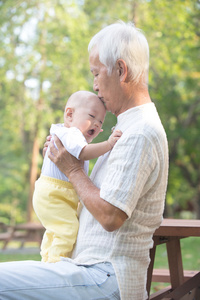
[72,98,106,143]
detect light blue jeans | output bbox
[0,260,120,300]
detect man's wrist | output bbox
[68,166,85,183]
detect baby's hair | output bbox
[66,91,105,110]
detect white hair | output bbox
[88,21,149,84]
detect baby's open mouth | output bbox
[88,129,95,136]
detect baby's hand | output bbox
[108,129,122,148]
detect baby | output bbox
[33,90,122,263]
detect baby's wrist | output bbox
[107,139,113,149]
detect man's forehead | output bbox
[89,48,99,65]
[90,58,103,73]
[90,66,98,72]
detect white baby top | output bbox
[42,124,89,181]
[70,103,169,300]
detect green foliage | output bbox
[0,0,92,224]
[134,0,200,217]
[0,0,199,223]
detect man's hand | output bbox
[48,135,127,232]
[108,129,122,148]
[48,135,83,179]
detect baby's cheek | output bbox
[95,129,102,138]
[78,120,91,134]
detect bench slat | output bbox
[154,219,200,237]
[152,269,199,283]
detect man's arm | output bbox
[79,129,122,160]
[48,135,127,232]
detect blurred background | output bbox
[0,0,199,226]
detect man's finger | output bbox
[53,135,64,150]
[48,139,58,156]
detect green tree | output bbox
[83,0,200,218]
[1,0,199,224]
[0,0,91,223]
[134,0,200,217]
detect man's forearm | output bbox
[68,168,127,232]
[47,135,127,231]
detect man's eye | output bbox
[95,74,99,77]
[89,114,95,118]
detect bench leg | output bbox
[166,237,184,289]
[162,272,200,300]
[147,243,157,296]
[194,286,200,299]
[3,239,10,250]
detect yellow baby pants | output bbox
[33,175,79,263]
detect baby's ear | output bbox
[65,107,73,121]
[100,129,103,132]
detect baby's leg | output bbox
[46,206,79,262]
[34,175,79,263]
[40,230,53,262]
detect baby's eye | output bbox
[89,114,95,118]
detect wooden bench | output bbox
[152,269,199,283]
[0,222,15,250]
[0,222,44,249]
[147,219,200,300]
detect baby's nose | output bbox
[94,120,100,127]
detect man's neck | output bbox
[125,81,151,109]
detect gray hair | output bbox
[88,21,149,84]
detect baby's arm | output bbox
[79,130,122,160]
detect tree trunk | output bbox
[27,136,39,222]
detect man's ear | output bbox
[65,107,73,122]
[117,59,128,82]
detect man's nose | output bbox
[93,80,98,92]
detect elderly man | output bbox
[0,21,168,300]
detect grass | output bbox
[0,241,41,262]
[154,236,200,270]
[0,237,199,293]
[0,252,41,262]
